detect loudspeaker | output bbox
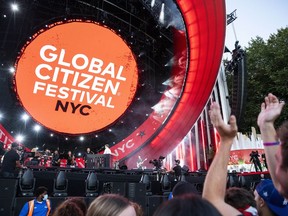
[0,179,18,198]
[150,181,162,195]
[146,195,167,216]
[127,183,146,211]
[0,179,18,215]
[49,197,67,214]
[110,182,126,196]
[12,197,32,216]
[0,197,14,215]
[230,49,247,128]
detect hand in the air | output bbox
[209,102,238,141]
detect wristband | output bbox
[263,141,280,146]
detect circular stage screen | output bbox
[15,21,138,134]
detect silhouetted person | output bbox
[52,150,60,166]
[261,153,268,170]
[1,142,23,178]
[0,142,6,157]
[172,160,182,180]
[250,151,262,172]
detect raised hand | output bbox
[257,93,285,127]
[209,102,238,141]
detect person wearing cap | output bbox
[1,142,23,178]
[254,179,288,216]
[257,93,288,198]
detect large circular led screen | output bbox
[15,21,138,134]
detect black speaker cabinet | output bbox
[12,197,32,216]
[146,195,167,216]
[0,179,18,198]
[110,182,126,196]
[127,183,146,213]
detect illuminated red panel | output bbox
[136,0,226,162]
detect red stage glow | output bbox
[123,0,226,168]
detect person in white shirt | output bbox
[103,144,111,154]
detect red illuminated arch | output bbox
[109,0,226,166]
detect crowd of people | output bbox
[18,189,143,216]
[1,93,288,216]
[153,93,288,216]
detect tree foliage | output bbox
[226,27,288,133]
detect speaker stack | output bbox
[0,179,18,216]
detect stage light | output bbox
[0,113,3,119]
[53,171,68,197]
[85,172,99,196]
[65,137,69,140]
[21,113,29,121]
[11,3,19,12]
[159,3,165,24]
[33,125,41,132]
[3,14,6,18]
[9,67,15,73]
[151,0,155,7]
[19,169,35,196]
[16,134,24,142]
[79,136,85,141]
[138,52,145,57]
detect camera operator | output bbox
[249,150,262,172]
[149,156,165,171]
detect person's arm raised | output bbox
[257,93,285,191]
[202,102,241,216]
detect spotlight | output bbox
[21,114,29,121]
[11,3,19,12]
[16,134,24,142]
[9,67,15,73]
[33,125,41,132]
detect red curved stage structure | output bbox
[111,0,227,168]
